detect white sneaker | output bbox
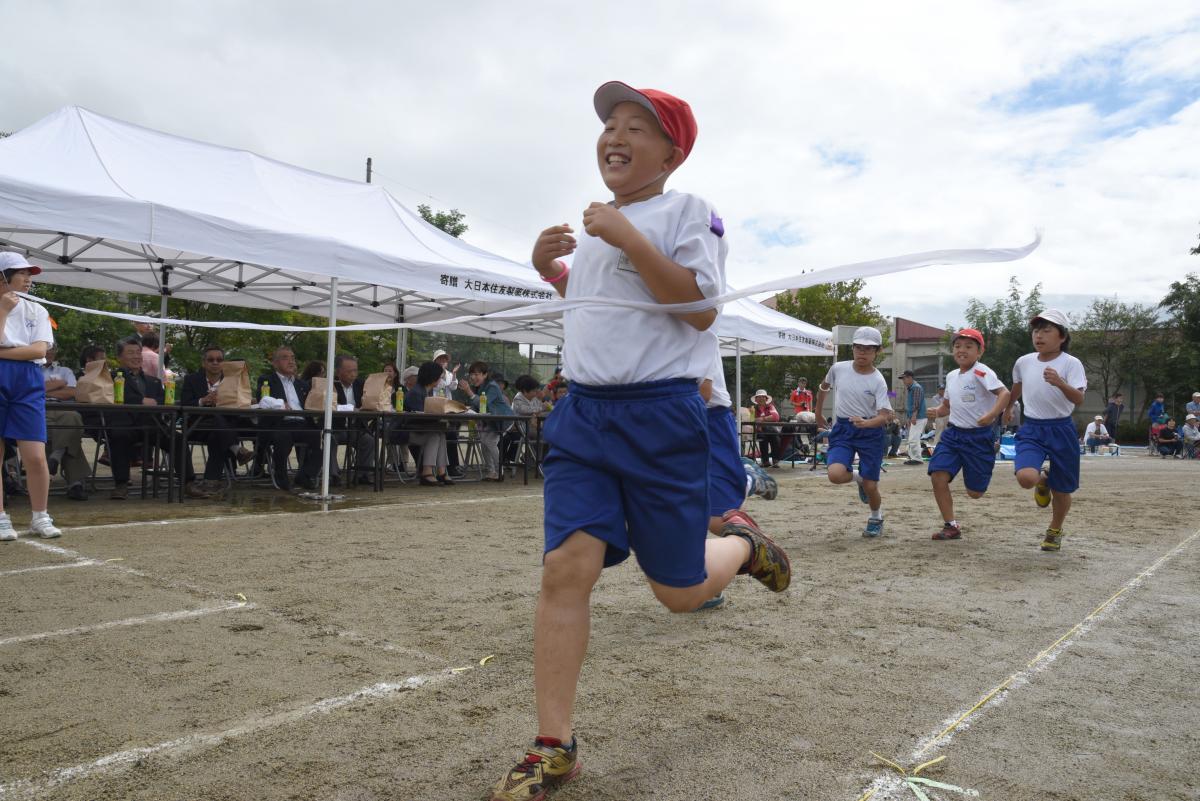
[0,514,15,541]
[29,513,62,539]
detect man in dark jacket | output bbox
[106,337,201,499]
[180,345,254,492]
[331,353,374,484]
[256,346,323,491]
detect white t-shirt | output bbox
[0,297,54,365]
[1084,422,1109,439]
[562,190,726,386]
[699,333,731,409]
[1012,352,1087,419]
[822,360,891,420]
[944,361,1005,429]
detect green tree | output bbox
[1072,298,1162,420]
[963,277,1043,388]
[417,204,468,238]
[729,280,886,408]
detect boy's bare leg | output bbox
[862,479,881,509]
[647,535,750,613]
[1015,467,1042,489]
[535,530,606,743]
[1049,491,1071,530]
[826,463,853,484]
[18,441,50,512]
[931,471,954,521]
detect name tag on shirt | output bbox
[615,251,638,274]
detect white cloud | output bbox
[1,0,1198,330]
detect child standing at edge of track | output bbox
[0,252,62,541]
[925,328,1010,541]
[813,325,893,537]
[486,82,791,801]
[1005,309,1086,552]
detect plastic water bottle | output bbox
[394,388,404,413]
[164,375,176,405]
[260,380,271,399]
[479,391,488,415]
[114,372,125,404]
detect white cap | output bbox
[1031,308,1069,329]
[752,388,770,398]
[432,349,448,360]
[0,251,42,275]
[852,326,882,346]
[401,366,419,380]
[1187,414,1197,421]
[1094,415,1104,420]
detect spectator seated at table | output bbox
[405,361,452,486]
[1182,414,1200,459]
[106,337,204,500]
[511,374,547,463]
[256,345,324,492]
[751,389,781,468]
[179,345,254,493]
[1154,418,1182,458]
[1083,415,1114,454]
[330,353,374,485]
[459,360,514,482]
[42,345,90,501]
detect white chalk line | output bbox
[0,559,102,577]
[0,669,457,800]
[59,491,545,535]
[16,535,445,665]
[0,600,255,648]
[853,526,1200,800]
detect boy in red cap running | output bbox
[924,328,1010,540]
[488,82,791,801]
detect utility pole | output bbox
[365,157,372,184]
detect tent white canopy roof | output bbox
[0,106,561,343]
[0,106,830,357]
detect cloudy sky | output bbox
[2,0,1198,329]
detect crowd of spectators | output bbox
[19,333,568,502]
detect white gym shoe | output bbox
[0,513,15,541]
[29,513,62,539]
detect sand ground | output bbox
[1,454,1198,801]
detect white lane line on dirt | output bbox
[0,601,256,648]
[853,527,1200,801]
[0,559,102,577]
[0,670,456,800]
[59,492,545,534]
[15,537,445,665]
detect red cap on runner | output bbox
[593,81,698,161]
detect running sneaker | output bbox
[490,737,581,801]
[720,509,791,592]
[0,514,15,541]
[863,517,884,538]
[932,522,961,540]
[855,473,869,504]
[1033,474,1051,508]
[690,593,727,612]
[745,461,778,501]
[1041,528,1064,552]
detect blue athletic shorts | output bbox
[0,360,47,443]
[707,405,745,517]
[542,379,710,588]
[1014,416,1080,494]
[827,418,886,482]
[928,423,995,493]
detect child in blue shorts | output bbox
[925,328,1010,540]
[0,253,61,541]
[488,82,791,801]
[1005,309,1086,552]
[813,326,893,537]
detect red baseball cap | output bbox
[953,328,985,351]
[593,81,698,161]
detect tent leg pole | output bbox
[320,278,338,501]
[158,266,169,378]
[395,302,407,369]
[735,339,742,414]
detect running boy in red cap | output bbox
[1005,309,1086,551]
[924,328,1010,540]
[488,82,791,801]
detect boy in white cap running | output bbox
[814,325,893,537]
[1005,309,1086,552]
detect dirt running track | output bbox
[1,456,1197,800]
